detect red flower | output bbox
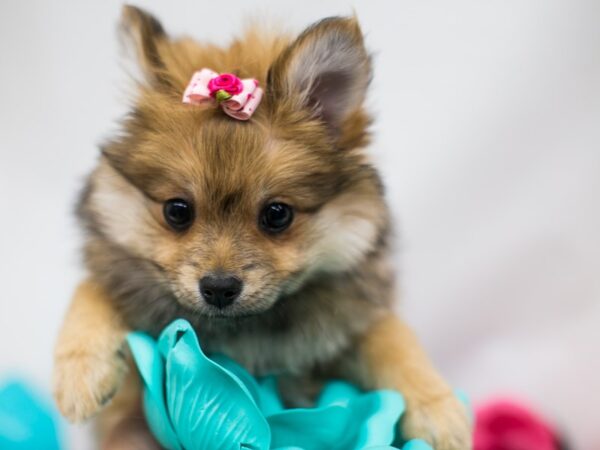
[207,73,243,96]
[474,398,560,450]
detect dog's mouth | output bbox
[189,290,282,319]
[202,306,265,319]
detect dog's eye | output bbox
[260,202,294,234]
[163,198,194,231]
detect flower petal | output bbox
[268,386,404,450]
[127,332,181,450]
[159,320,271,450]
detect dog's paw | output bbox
[401,393,472,450]
[53,348,128,422]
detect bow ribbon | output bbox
[182,68,263,121]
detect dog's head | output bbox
[81,6,389,319]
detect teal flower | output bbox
[127,319,434,450]
[0,379,62,450]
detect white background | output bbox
[1,1,599,448]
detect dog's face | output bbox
[81,7,388,319]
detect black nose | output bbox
[199,274,243,308]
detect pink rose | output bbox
[474,398,561,450]
[207,73,243,96]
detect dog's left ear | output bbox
[268,17,371,132]
[120,5,174,90]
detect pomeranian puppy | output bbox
[53,5,471,449]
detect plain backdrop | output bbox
[1,1,599,448]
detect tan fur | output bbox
[54,5,472,449]
[95,358,156,450]
[353,315,472,447]
[54,280,128,423]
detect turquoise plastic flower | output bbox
[0,379,62,450]
[127,319,434,450]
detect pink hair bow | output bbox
[182,68,263,120]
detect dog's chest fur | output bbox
[196,272,390,376]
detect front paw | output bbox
[401,394,472,450]
[53,348,128,422]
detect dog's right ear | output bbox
[268,17,371,134]
[120,5,173,90]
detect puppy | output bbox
[53,6,471,449]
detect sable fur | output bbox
[54,6,472,449]
[79,7,391,374]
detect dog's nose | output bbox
[199,274,243,308]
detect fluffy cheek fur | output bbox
[89,162,163,257]
[305,191,386,274]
